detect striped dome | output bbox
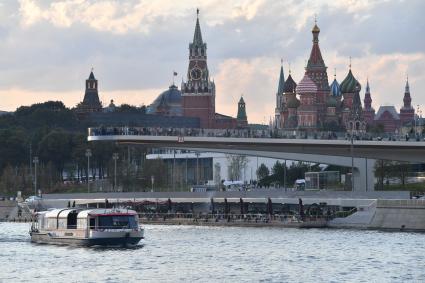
[340,69,361,93]
[330,78,341,97]
[296,74,318,95]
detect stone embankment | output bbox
[329,199,425,231]
[0,200,33,222]
[0,200,16,221]
[369,199,425,231]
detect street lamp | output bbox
[415,105,419,136]
[85,149,92,193]
[195,152,200,185]
[33,156,39,197]
[349,109,359,192]
[112,153,119,191]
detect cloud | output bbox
[0,0,422,123]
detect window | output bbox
[98,215,138,229]
[89,218,95,229]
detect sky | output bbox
[0,0,424,123]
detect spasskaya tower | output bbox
[181,9,216,128]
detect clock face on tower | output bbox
[190,68,202,80]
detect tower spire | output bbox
[193,8,203,45]
[366,78,370,93]
[306,16,325,71]
[405,74,410,93]
[277,59,285,94]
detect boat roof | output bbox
[41,208,137,219]
[77,208,137,219]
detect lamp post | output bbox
[112,153,119,191]
[416,105,422,138]
[350,129,354,192]
[195,152,200,185]
[172,150,176,192]
[33,156,39,197]
[85,149,92,193]
[350,109,359,192]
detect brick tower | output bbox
[181,9,216,128]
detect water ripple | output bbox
[0,223,424,282]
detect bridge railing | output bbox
[88,126,424,142]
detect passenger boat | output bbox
[30,208,144,247]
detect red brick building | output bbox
[181,10,244,129]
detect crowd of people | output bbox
[89,126,423,142]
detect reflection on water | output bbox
[1,222,424,282]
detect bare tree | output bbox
[226,155,248,181]
[213,162,221,185]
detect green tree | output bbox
[256,163,269,180]
[37,130,73,179]
[271,161,286,185]
[374,160,393,190]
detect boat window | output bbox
[67,211,78,229]
[89,218,95,229]
[98,215,138,229]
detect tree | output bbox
[37,130,73,179]
[271,161,286,185]
[392,162,410,188]
[256,163,269,180]
[213,162,221,185]
[286,161,312,185]
[141,158,168,191]
[116,104,142,113]
[368,123,385,135]
[374,160,393,190]
[226,155,248,181]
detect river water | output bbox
[0,223,424,282]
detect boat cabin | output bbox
[34,208,139,231]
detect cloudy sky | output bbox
[0,0,424,122]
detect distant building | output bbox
[103,99,116,113]
[237,97,248,128]
[147,150,287,186]
[147,84,183,117]
[75,71,102,115]
[374,106,400,133]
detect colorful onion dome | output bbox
[296,74,318,95]
[330,78,341,97]
[326,95,338,107]
[340,69,361,93]
[286,95,300,108]
[284,74,297,93]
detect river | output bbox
[0,223,424,282]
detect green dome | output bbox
[286,95,300,108]
[340,69,361,93]
[326,95,338,107]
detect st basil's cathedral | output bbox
[274,21,415,134]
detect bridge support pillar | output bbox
[353,158,375,192]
